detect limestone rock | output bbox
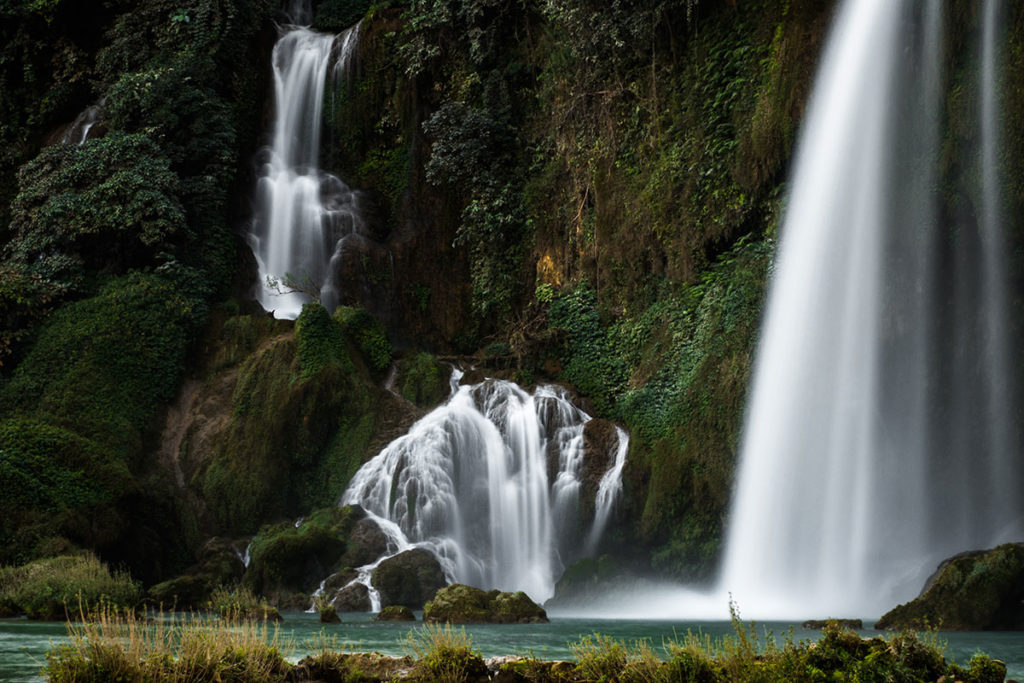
[333,582,371,612]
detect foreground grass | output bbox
[43,607,1007,682]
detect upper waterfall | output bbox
[719,0,1023,618]
[248,20,363,319]
[342,377,629,604]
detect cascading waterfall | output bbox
[719,0,1023,619]
[248,15,363,319]
[342,377,629,604]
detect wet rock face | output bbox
[344,518,389,567]
[423,584,548,624]
[333,582,371,612]
[580,418,619,520]
[370,548,447,609]
[876,543,1024,631]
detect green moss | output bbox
[876,544,1024,631]
[397,352,448,408]
[423,584,547,624]
[243,506,359,599]
[335,306,392,376]
[297,302,354,381]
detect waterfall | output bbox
[248,20,363,319]
[342,378,629,604]
[719,0,1023,619]
[62,99,105,145]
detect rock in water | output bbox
[876,543,1024,631]
[802,619,862,630]
[374,605,416,621]
[371,548,446,609]
[423,584,548,624]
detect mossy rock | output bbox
[242,506,365,602]
[423,584,548,624]
[374,605,416,621]
[370,548,446,609]
[319,605,341,623]
[396,352,450,408]
[876,543,1024,631]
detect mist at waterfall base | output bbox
[337,372,628,607]
[544,0,1024,622]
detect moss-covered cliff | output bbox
[1,0,1023,593]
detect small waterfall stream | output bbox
[248,15,363,319]
[341,377,629,605]
[719,0,1023,618]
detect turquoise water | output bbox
[3,613,1023,681]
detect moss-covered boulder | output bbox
[147,537,246,609]
[876,543,1024,631]
[242,505,374,604]
[371,549,446,609]
[319,605,341,623]
[423,584,548,624]
[396,352,451,408]
[333,582,371,612]
[375,605,416,621]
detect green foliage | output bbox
[424,101,527,320]
[547,282,628,417]
[297,303,354,381]
[242,506,358,599]
[405,622,487,683]
[6,133,185,291]
[0,553,140,620]
[335,306,392,375]
[206,585,282,621]
[1,273,200,458]
[45,607,291,682]
[314,0,375,32]
[397,352,448,408]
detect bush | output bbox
[5,133,185,292]
[206,585,282,622]
[397,352,449,408]
[405,622,487,683]
[0,553,139,620]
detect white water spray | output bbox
[248,20,363,319]
[342,379,628,604]
[718,0,1022,619]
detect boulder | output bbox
[319,605,341,623]
[333,582,371,612]
[342,518,389,567]
[423,584,548,624]
[371,549,446,609]
[374,605,416,621]
[802,619,862,630]
[876,543,1024,631]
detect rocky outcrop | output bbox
[333,582,371,613]
[803,619,862,630]
[423,584,548,624]
[876,543,1024,631]
[146,537,246,609]
[375,605,416,621]
[371,549,447,609]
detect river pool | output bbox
[2,613,1022,681]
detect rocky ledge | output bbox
[876,542,1024,631]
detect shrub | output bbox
[206,585,282,622]
[405,622,487,683]
[0,553,139,620]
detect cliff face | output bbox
[1,0,1023,588]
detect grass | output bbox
[0,553,140,620]
[45,606,290,683]
[40,604,1006,682]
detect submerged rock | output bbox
[423,584,548,624]
[319,605,340,623]
[802,619,862,630]
[371,548,446,609]
[876,543,1024,631]
[374,605,416,621]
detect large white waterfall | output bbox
[719,0,1022,619]
[248,18,362,319]
[342,376,629,604]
